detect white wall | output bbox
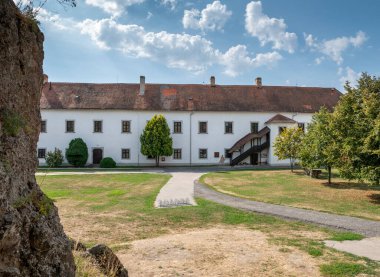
[38,110,313,166]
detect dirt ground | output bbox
[117,227,321,277]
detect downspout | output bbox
[137,113,140,167]
[189,111,193,166]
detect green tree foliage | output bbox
[140,114,173,166]
[274,126,304,172]
[332,73,380,185]
[100,157,116,168]
[299,107,337,184]
[65,138,88,167]
[45,148,64,168]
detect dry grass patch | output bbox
[38,173,379,276]
[118,227,322,277]
[74,251,106,277]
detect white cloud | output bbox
[146,11,153,20]
[36,8,75,31]
[13,0,31,6]
[315,56,324,65]
[76,18,280,75]
[339,66,360,87]
[220,45,282,77]
[183,1,232,32]
[160,0,177,10]
[304,33,316,48]
[84,0,144,17]
[77,18,219,72]
[304,31,367,64]
[245,1,297,53]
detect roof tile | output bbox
[40,82,342,113]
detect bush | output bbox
[100,157,116,168]
[66,138,88,167]
[46,148,64,167]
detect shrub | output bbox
[46,148,64,168]
[66,138,88,167]
[100,157,116,168]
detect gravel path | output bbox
[195,182,380,237]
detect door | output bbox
[250,153,258,165]
[93,148,103,164]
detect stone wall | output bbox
[0,0,75,275]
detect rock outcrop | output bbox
[0,0,75,276]
[88,244,129,277]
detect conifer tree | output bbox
[140,114,173,166]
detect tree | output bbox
[46,148,64,168]
[140,114,173,166]
[299,107,337,184]
[66,138,88,167]
[274,126,304,172]
[332,73,380,185]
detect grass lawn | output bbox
[37,173,379,276]
[200,169,380,221]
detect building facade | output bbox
[37,76,341,166]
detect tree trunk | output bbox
[0,1,75,275]
[328,166,332,185]
[155,156,160,167]
[290,158,294,172]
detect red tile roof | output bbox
[40,82,342,113]
[265,114,297,124]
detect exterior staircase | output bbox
[228,126,270,166]
[230,141,269,166]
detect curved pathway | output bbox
[195,181,380,237]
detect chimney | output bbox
[187,97,194,111]
[139,75,145,95]
[255,77,262,87]
[210,76,216,87]
[43,74,48,84]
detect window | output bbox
[121,149,130,159]
[173,148,182,159]
[214,152,220,158]
[298,122,305,132]
[251,122,259,133]
[279,127,287,134]
[94,121,102,133]
[199,148,207,159]
[199,121,207,133]
[40,120,46,133]
[122,121,131,133]
[225,122,233,134]
[173,121,182,133]
[224,149,231,159]
[38,148,46,159]
[66,120,75,133]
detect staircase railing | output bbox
[230,141,269,166]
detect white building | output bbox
[37,76,341,166]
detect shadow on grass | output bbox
[368,193,380,204]
[322,182,380,191]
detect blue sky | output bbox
[34,0,380,90]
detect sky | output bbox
[28,0,380,90]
